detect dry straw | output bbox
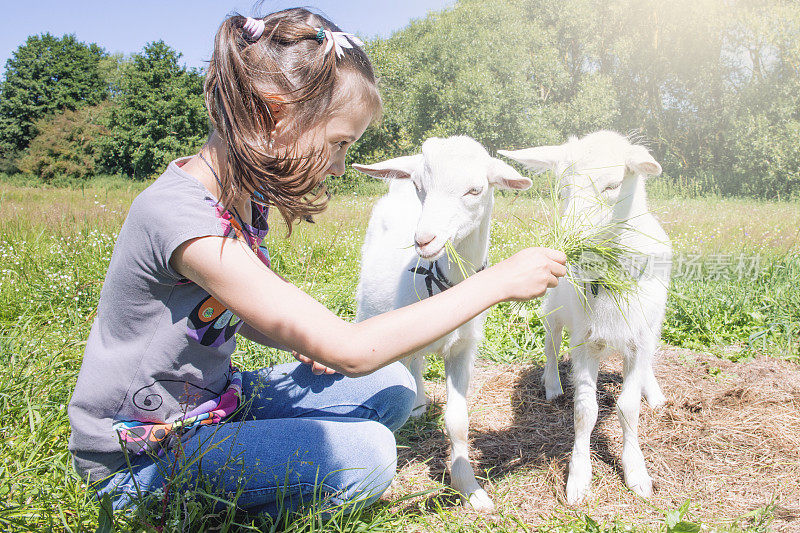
[392,350,800,528]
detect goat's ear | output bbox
[351,154,423,180]
[487,158,532,190]
[626,145,662,177]
[497,146,565,173]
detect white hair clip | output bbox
[315,27,364,58]
[243,17,265,40]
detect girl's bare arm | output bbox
[237,323,290,350]
[172,236,566,377]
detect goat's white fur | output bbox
[499,130,672,505]
[354,136,532,512]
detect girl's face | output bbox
[272,99,374,181]
[319,102,374,178]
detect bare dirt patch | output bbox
[391,347,800,530]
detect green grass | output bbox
[0,181,797,530]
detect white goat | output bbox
[499,131,672,505]
[353,136,532,511]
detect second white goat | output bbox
[354,136,532,511]
[500,131,672,505]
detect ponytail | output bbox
[204,8,380,234]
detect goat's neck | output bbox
[436,197,493,284]
[612,177,649,224]
[594,177,650,246]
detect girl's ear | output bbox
[266,95,285,119]
[267,102,283,121]
[352,154,424,180]
[263,95,286,133]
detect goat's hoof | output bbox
[625,471,653,498]
[565,475,591,505]
[545,387,564,401]
[464,488,495,512]
[645,390,666,409]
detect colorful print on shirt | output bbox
[187,294,242,347]
[182,200,271,346]
[112,369,243,456]
[211,200,271,267]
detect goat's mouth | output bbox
[416,243,446,261]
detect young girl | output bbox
[68,8,567,518]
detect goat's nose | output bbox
[415,232,435,248]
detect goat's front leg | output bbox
[444,341,494,512]
[641,345,666,409]
[542,319,564,400]
[618,341,655,497]
[403,352,428,417]
[566,348,599,505]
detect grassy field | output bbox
[0,180,798,531]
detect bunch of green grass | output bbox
[480,171,642,361]
[520,172,639,304]
[444,240,476,280]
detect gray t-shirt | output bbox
[68,158,270,483]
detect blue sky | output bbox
[0,1,454,71]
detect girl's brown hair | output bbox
[205,8,381,233]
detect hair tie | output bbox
[314,27,364,58]
[243,17,265,40]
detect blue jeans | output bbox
[96,361,416,518]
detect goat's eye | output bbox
[464,187,482,196]
[603,182,621,192]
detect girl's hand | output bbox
[293,351,337,375]
[492,247,567,301]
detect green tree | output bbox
[352,0,618,167]
[719,0,800,196]
[17,102,109,184]
[0,33,107,163]
[352,0,800,197]
[539,0,800,196]
[96,41,207,178]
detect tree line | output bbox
[0,36,206,182]
[1,0,798,197]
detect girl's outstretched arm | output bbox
[172,236,566,377]
[237,323,289,350]
[237,325,335,375]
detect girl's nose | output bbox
[329,161,345,177]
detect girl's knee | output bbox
[343,421,397,504]
[369,362,417,431]
[383,361,417,393]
